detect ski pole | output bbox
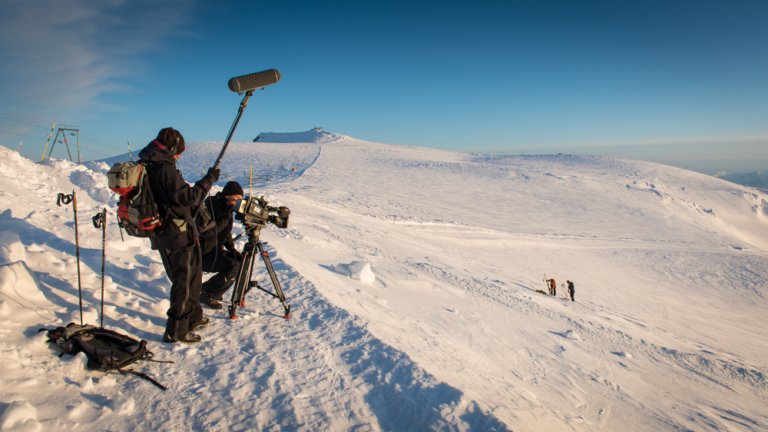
[115,216,125,242]
[57,191,83,326]
[93,209,107,328]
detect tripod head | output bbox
[241,220,266,242]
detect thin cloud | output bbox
[0,0,195,116]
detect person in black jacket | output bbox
[567,280,576,302]
[139,127,219,344]
[199,181,244,309]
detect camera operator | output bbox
[199,181,244,309]
[140,127,219,344]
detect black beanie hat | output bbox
[222,181,244,196]
[157,127,185,155]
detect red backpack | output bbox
[107,161,161,237]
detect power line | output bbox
[0,110,51,129]
[0,115,51,130]
[0,110,130,161]
[82,133,121,147]
[78,142,122,159]
[0,128,48,140]
[0,128,120,161]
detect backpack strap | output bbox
[118,368,168,391]
[143,161,173,224]
[140,349,175,364]
[146,357,175,365]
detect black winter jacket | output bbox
[139,140,212,250]
[199,193,236,256]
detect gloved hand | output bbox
[205,167,220,183]
[225,244,243,261]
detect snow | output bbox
[0,399,40,432]
[253,128,343,144]
[0,131,767,431]
[328,261,377,285]
[0,230,25,265]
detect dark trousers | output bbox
[201,250,241,300]
[159,244,204,338]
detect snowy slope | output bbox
[0,132,766,431]
[253,128,344,144]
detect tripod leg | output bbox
[240,252,258,308]
[228,241,257,319]
[257,242,291,319]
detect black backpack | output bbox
[45,323,169,390]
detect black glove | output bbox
[225,243,242,260]
[205,167,220,183]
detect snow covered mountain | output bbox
[253,128,344,144]
[0,132,766,431]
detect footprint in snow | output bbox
[549,329,581,340]
[610,351,633,359]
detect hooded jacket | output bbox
[139,139,212,249]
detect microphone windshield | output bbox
[228,69,281,93]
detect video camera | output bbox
[234,196,290,229]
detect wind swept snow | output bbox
[0,132,766,431]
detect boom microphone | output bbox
[228,69,281,93]
[213,68,281,169]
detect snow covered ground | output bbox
[0,130,766,431]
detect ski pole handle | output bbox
[57,192,73,206]
[92,212,105,228]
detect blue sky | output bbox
[1,0,767,173]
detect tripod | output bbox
[229,222,290,320]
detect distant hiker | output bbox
[139,127,220,344]
[567,280,575,302]
[199,181,244,309]
[546,278,557,296]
